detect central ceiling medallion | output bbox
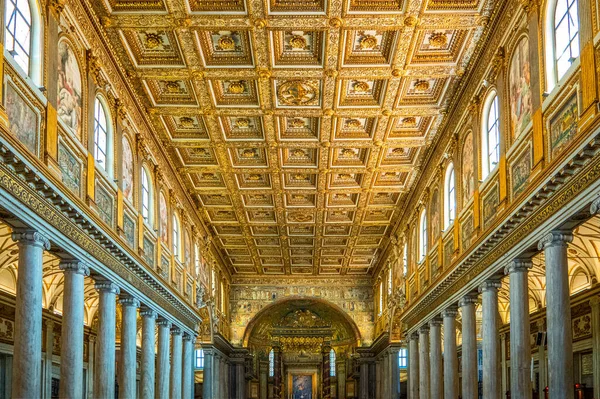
[217,35,236,51]
[413,79,430,92]
[277,80,319,106]
[352,80,371,93]
[358,34,378,49]
[289,35,308,49]
[235,118,250,128]
[144,32,163,49]
[345,118,362,128]
[227,80,247,94]
[428,32,448,48]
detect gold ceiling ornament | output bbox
[100,16,112,28]
[277,80,318,106]
[227,81,246,94]
[352,81,371,93]
[403,16,418,26]
[345,118,362,128]
[382,109,392,116]
[391,68,404,77]
[234,118,250,128]
[258,69,271,80]
[165,81,182,93]
[292,149,307,157]
[329,17,343,28]
[289,35,308,49]
[217,35,236,51]
[374,140,383,147]
[401,116,417,126]
[253,18,267,29]
[413,79,430,92]
[241,148,257,158]
[392,147,405,155]
[323,109,334,116]
[359,35,378,50]
[290,118,306,128]
[428,32,448,48]
[144,32,163,49]
[325,69,338,78]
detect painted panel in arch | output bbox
[57,39,83,139]
[511,147,531,197]
[143,236,155,266]
[123,213,135,247]
[122,137,134,203]
[58,142,81,196]
[461,131,474,206]
[430,187,440,240]
[430,253,439,277]
[509,37,532,139]
[5,82,38,154]
[159,192,168,244]
[461,213,474,250]
[482,183,499,229]
[444,238,454,267]
[420,268,428,290]
[95,184,114,227]
[160,254,170,279]
[550,94,578,158]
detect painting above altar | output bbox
[288,372,317,399]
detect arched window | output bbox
[173,215,180,261]
[444,163,456,229]
[141,166,152,224]
[419,209,427,261]
[549,0,580,85]
[482,94,500,180]
[402,243,408,276]
[268,349,275,377]
[93,97,112,175]
[5,0,33,75]
[330,349,336,377]
[195,244,200,277]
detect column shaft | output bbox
[460,296,478,399]
[182,335,194,399]
[156,319,171,399]
[359,361,369,399]
[507,260,532,399]
[429,319,443,399]
[11,231,49,398]
[419,326,430,399]
[442,309,458,399]
[140,308,157,399]
[94,280,120,399]
[481,281,501,399]
[119,295,140,399]
[170,328,183,399]
[408,334,419,399]
[203,349,214,399]
[59,262,89,399]
[539,232,574,399]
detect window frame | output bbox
[172,214,181,261]
[195,348,205,369]
[141,166,153,225]
[93,96,112,177]
[398,348,408,369]
[545,0,580,90]
[419,208,427,262]
[481,93,500,181]
[402,243,408,276]
[4,0,42,83]
[444,163,456,230]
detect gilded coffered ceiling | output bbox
[92,0,494,276]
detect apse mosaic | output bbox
[97,0,487,274]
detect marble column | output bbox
[170,327,183,399]
[119,294,140,399]
[376,358,382,399]
[442,308,458,399]
[500,333,508,397]
[273,346,282,399]
[87,335,96,399]
[11,230,50,399]
[213,353,222,399]
[94,279,120,399]
[408,332,419,399]
[480,280,502,399]
[539,231,574,399]
[203,349,214,399]
[156,318,172,399]
[389,348,400,399]
[429,318,443,399]
[506,259,532,399]
[337,358,347,399]
[459,295,478,399]
[591,298,600,399]
[383,351,390,399]
[419,325,430,399]
[236,360,246,399]
[43,319,54,399]
[140,307,157,399]
[59,261,90,399]
[182,334,194,399]
[360,361,369,399]
[322,345,332,399]
[536,320,547,395]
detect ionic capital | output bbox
[537,230,573,250]
[119,294,140,308]
[505,258,533,275]
[94,280,120,295]
[590,197,600,215]
[458,294,478,308]
[183,333,195,342]
[140,306,158,319]
[12,230,50,250]
[157,318,171,328]
[441,307,458,318]
[409,332,419,340]
[171,326,182,336]
[429,317,443,327]
[479,279,502,293]
[59,260,90,276]
[590,296,600,309]
[418,325,430,334]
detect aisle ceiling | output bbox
[95,0,492,275]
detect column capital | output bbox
[418,325,430,334]
[590,296,600,308]
[429,317,443,327]
[12,229,50,250]
[171,326,182,335]
[479,279,502,293]
[140,306,158,319]
[410,331,419,340]
[59,260,90,276]
[182,333,195,342]
[157,317,171,328]
[119,294,140,308]
[590,196,600,214]
[442,306,459,318]
[459,294,478,307]
[537,230,573,250]
[505,258,533,275]
[94,280,120,295]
